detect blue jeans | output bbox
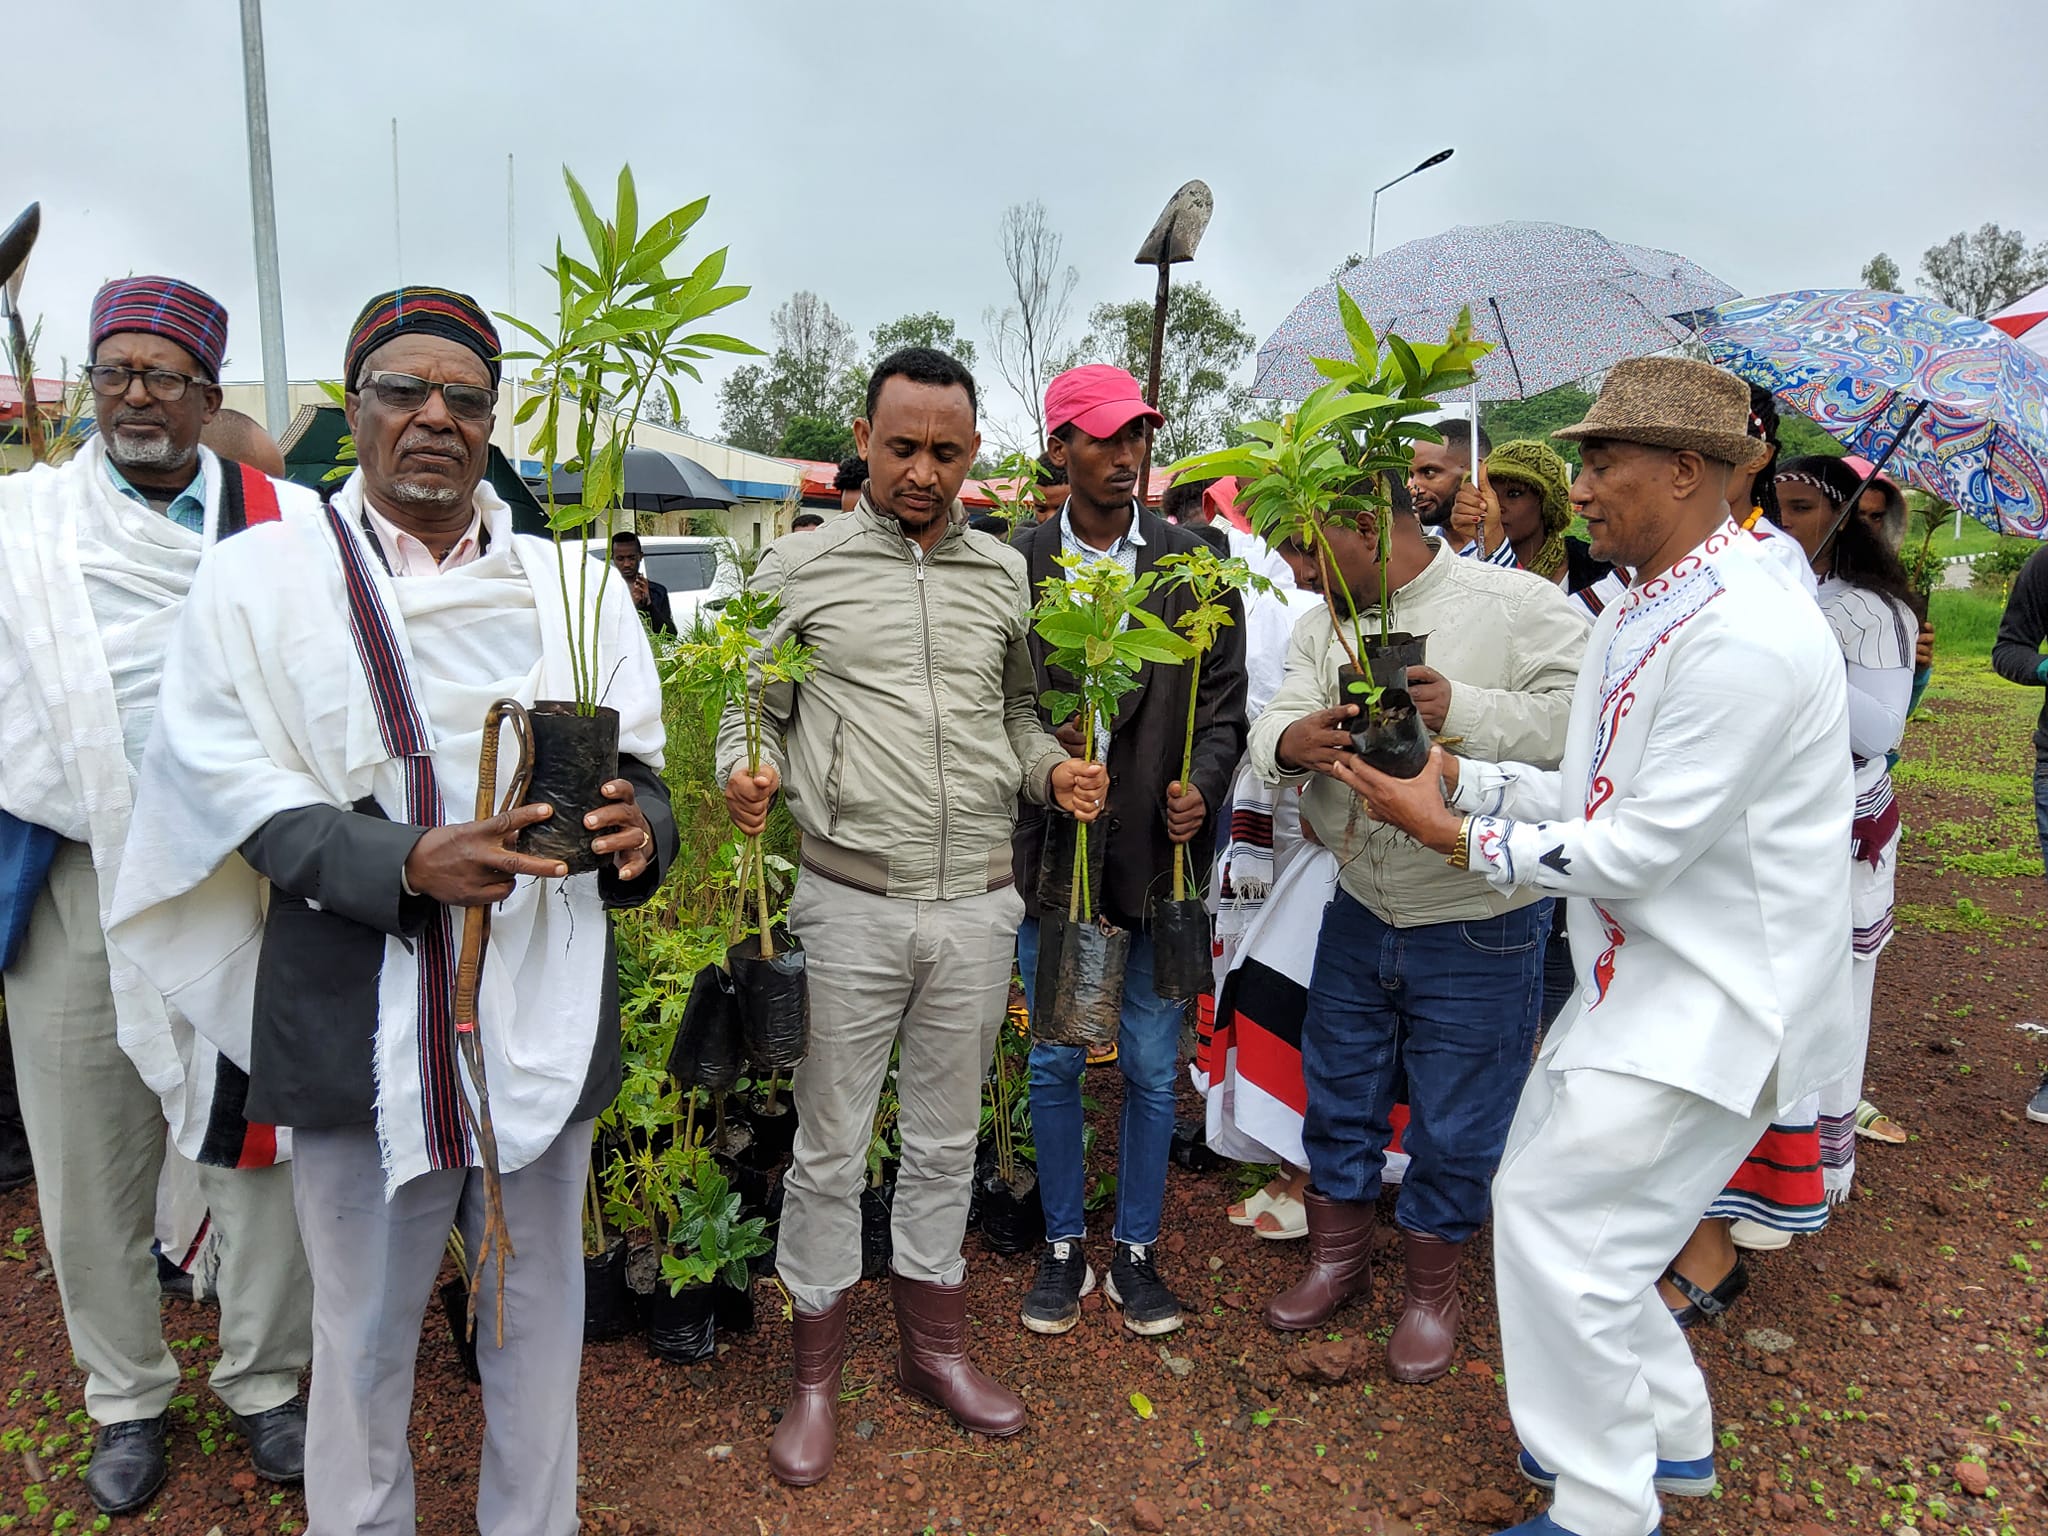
[1300,891,1544,1241]
[1017,917,1182,1248]
[1535,899,1573,1030]
[2034,753,2048,871]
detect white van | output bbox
[572,534,742,630]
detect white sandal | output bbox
[1228,1188,1279,1228]
[1253,1192,1309,1241]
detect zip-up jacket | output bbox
[717,497,1066,901]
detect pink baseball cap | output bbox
[1044,364,1165,440]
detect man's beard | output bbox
[104,427,195,474]
[385,476,464,507]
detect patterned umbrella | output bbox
[1988,280,2048,361]
[1251,220,1735,402]
[1697,289,2048,537]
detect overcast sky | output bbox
[19,1,2048,446]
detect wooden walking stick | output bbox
[452,698,535,1349]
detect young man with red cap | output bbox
[1011,365,1249,1339]
[0,277,318,1513]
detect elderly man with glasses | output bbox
[109,286,675,1536]
[0,276,320,1514]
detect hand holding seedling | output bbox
[405,802,569,906]
[1164,781,1205,843]
[1054,719,1087,757]
[1447,479,1487,548]
[1051,758,1108,823]
[1276,705,1359,776]
[1404,665,1453,731]
[723,762,781,837]
[585,778,656,880]
[1329,746,1462,855]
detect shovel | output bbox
[0,203,46,463]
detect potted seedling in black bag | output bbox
[974,1015,1043,1254]
[1029,554,1195,1044]
[1149,546,1272,998]
[652,1156,771,1363]
[1171,298,1491,778]
[497,165,760,869]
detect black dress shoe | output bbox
[83,1415,168,1515]
[231,1398,306,1484]
[0,1124,30,1193]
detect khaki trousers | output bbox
[777,876,1023,1315]
[2,839,312,1423]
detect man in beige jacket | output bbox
[1247,476,1585,1384]
[721,347,1103,1488]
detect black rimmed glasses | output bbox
[357,370,498,422]
[83,364,213,402]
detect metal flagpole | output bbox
[238,0,290,434]
[391,119,403,284]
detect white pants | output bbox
[1493,1064,1774,1536]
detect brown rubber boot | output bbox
[769,1293,850,1487]
[1262,1190,1375,1333]
[891,1274,1026,1437]
[1386,1230,1464,1384]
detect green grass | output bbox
[1929,588,2009,667]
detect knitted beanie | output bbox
[1484,439,1573,536]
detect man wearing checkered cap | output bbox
[0,276,318,1514]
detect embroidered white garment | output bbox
[109,474,664,1195]
[0,440,320,1162]
[1451,521,1856,1116]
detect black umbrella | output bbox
[544,447,737,512]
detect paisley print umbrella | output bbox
[1251,221,1735,402]
[1698,289,2048,537]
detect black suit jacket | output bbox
[237,755,676,1130]
[643,579,676,636]
[1011,509,1249,931]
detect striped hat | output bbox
[344,286,501,389]
[89,277,229,380]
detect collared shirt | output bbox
[362,503,485,577]
[103,456,206,535]
[1057,503,1147,761]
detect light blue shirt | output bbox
[103,456,206,535]
[1056,502,1147,761]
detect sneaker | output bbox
[1104,1242,1184,1336]
[2029,1076,2048,1125]
[1020,1240,1094,1335]
[1518,1446,1717,1497]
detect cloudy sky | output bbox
[19,1,2047,444]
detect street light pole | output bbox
[1366,147,1455,260]
[237,0,290,435]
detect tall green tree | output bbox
[1069,280,1256,462]
[716,290,863,451]
[1920,223,2048,317]
[869,311,975,369]
[777,414,856,463]
[1860,252,1901,292]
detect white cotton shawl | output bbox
[109,473,665,1195]
[0,441,321,1161]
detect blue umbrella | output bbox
[1251,220,1735,402]
[1697,289,2048,538]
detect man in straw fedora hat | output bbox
[1324,356,1857,1536]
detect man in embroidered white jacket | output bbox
[1336,358,1856,1536]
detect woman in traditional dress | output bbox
[1658,453,1919,1323]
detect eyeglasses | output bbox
[357,370,498,422]
[83,364,212,402]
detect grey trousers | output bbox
[777,875,1023,1315]
[2,838,312,1424]
[291,1119,592,1536]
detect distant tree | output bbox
[1330,253,1363,281]
[778,414,856,463]
[716,291,863,449]
[638,386,688,433]
[717,363,780,452]
[985,200,1079,445]
[869,311,976,369]
[1920,223,2048,317]
[1070,281,1257,463]
[1479,384,1597,464]
[1860,252,1902,292]
[1777,412,1846,461]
